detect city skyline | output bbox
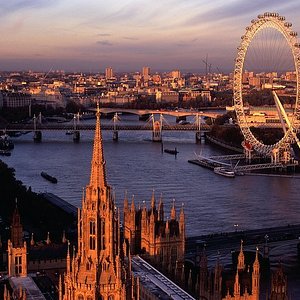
[1,0,300,72]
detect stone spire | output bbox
[30,233,35,246]
[11,198,23,248]
[237,239,245,271]
[124,190,128,211]
[151,189,155,209]
[234,269,240,297]
[62,230,67,244]
[158,195,164,221]
[171,199,176,220]
[89,102,107,189]
[46,232,51,245]
[252,247,260,300]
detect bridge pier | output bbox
[152,114,163,142]
[113,130,118,141]
[195,131,201,143]
[195,113,201,143]
[73,130,80,142]
[112,112,119,141]
[33,131,42,142]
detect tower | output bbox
[237,240,245,271]
[270,264,288,300]
[61,103,132,300]
[7,201,27,277]
[252,248,260,300]
[105,67,113,80]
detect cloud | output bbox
[122,36,139,41]
[98,33,111,37]
[96,40,113,46]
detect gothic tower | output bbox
[7,200,27,277]
[61,104,132,300]
[269,264,288,300]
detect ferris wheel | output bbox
[233,12,300,161]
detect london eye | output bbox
[233,12,300,163]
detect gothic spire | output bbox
[89,102,107,189]
[151,189,155,209]
[237,239,245,271]
[171,199,176,220]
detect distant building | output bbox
[142,66,151,80]
[0,91,31,108]
[171,70,181,79]
[156,91,179,103]
[105,67,114,80]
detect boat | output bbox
[0,134,14,150]
[80,112,95,120]
[164,148,179,155]
[66,130,74,135]
[214,167,235,178]
[41,172,58,183]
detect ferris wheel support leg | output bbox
[245,148,252,163]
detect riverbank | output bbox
[0,160,76,244]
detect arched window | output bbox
[77,295,84,300]
[87,297,93,300]
[90,220,96,235]
[108,296,114,300]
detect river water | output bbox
[1,115,300,237]
[2,114,300,296]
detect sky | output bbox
[1,0,300,73]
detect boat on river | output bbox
[164,148,178,155]
[41,172,58,183]
[214,167,235,178]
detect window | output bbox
[90,236,96,250]
[77,295,84,300]
[14,256,22,275]
[90,220,96,235]
[89,219,96,250]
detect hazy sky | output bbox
[1,0,300,73]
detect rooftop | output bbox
[132,256,195,300]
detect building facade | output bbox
[123,193,185,275]
[60,104,134,300]
[197,241,260,300]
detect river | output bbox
[1,114,300,238]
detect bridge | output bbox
[1,123,211,132]
[185,223,300,267]
[95,108,221,119]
